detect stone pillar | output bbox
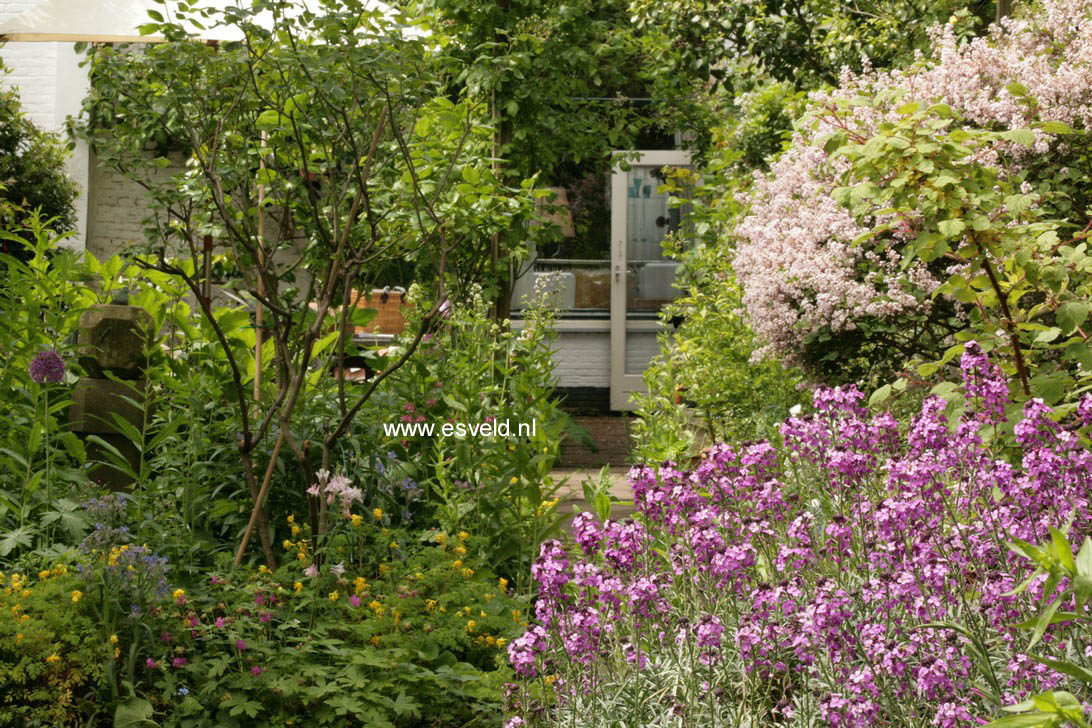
[69,304,152,488]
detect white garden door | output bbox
[609,150,692,411]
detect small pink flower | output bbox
[145,658,158,669]
[186,616,199,627]
[403,402,416,413]
[255,593,265,607]
[260,611,272,624]
[304,563,320,578]
[210,575,223,585]
[235,639,247,651]
[251,665,263,675]
[172,657,188,668]
[215,617,225,628]
[426,398,437,407]
[160,631,172,643]
[349,595,361,607]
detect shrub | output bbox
[734,0,1092,383]
[0,79,78,254]
[504,343,1092,727]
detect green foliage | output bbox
[983,530,1092,727]
[379,288,569,592]
[632,244,802,463]
[0,567,110,726]
[0,210,101,562]
[630,0,991,94]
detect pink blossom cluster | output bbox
[735,0,1092,366]
[306,469,363,517]
[507,346,1092,726]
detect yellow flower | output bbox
[453,545,467,556]
[545,674,557,686]
[415,572,424,581]
[368,600,384,616]
[499,578,508,590]
[53,564,67,576]
[452,559,463,569]
[71,590,83,604]
[350,514,363,527]
[45,654,60,664]
[286,515,295,525]
[512,610,521,620]
[172,588,185,602]
[378,564,389,576]
[389,541,399,549]
[282,540,294,550]
[509,477,518,484]
[38,570,50,581]
[370,635,381,647]
[458,531,469,541]
[293,581,303,593]
[461,568,474,578]
[291,525,301,537]
[480,610,486,618]
[434,532,447,545]
[372,508,383,521]
[113,647,121,659]
[424,599,437,612]
[296,551,307,562]
[110,634,119,644]
[328,591,339,602]
[258,565,270,574]
[14,633,22,644]
[486,635,496,645]
[466,620,476,632]
[353,577,367,594]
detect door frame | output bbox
[609,149,692,411]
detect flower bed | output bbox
[506,344,1092,726]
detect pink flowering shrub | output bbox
[505,344,1092,726]
[735,0,1092,378]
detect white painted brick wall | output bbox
[86,155,190,259]
[552,331,611,388]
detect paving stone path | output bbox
[550,467,636,531]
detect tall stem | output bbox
[979,249,1030,397]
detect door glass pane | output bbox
[624,164,684,315]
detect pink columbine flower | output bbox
[304,563,320,578]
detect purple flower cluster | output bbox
[961,341,1009,424]
[508,344,1092,726]
[28,349,65,384]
